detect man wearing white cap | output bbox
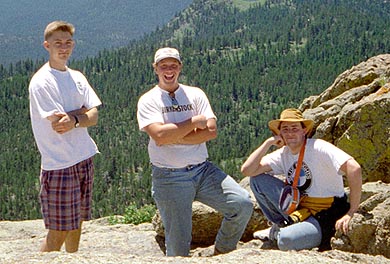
[137,47,253,256]
[241,108,362,251]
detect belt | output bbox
[185,161,206,171]
[153,161,207,172]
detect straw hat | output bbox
[268,108,314,135]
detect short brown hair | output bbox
[44,21,75,41]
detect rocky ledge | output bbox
[0,216,389,264]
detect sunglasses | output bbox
[169,93,179,109]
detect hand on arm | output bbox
[177,118,217,145]
[49,107,98,134]
[335,158,362,234]
[143,115,209,146]
[241,136,283,177]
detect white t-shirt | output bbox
[262,138,352,198]
[137,84,216,168]
[29,63,102,170]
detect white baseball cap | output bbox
[154,47,181,64]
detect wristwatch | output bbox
[74,115,80,128]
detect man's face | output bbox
[154,58,182,90]
[44,30,74,64]
[279,121,306,147]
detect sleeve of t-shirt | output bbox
[194,88,217,120]
[29,81,65,119]
[76,72,102,109]
[84,84,102,109]
[261,148,285,175]
[315,139,353,174]
[137,94,164,131]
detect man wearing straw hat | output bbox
[241,108,362,251]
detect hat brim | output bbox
[268,119,314,135]
[155,56,181,64]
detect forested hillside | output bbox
[0,0,192,65]
[1,0,390,220]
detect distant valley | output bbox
[0,0,193,65]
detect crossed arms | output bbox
[47,106,99,134]
[143,115,217,146]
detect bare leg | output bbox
[65,221,83,253]
[40,222,83,253]
[40,229,68,252]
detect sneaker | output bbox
[253,224,280,242]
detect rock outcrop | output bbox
[332,181,390,257]
[300,54,390,183]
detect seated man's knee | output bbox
[249,174,269,190]
[249,176,259,192]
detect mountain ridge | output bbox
[0,0,193,66]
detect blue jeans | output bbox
[152,161,253,256]
[250,174,322,251]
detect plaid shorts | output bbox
[39,157,94,231]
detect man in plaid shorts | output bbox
[29,21,102,252]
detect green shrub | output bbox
[109,203,156,225]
